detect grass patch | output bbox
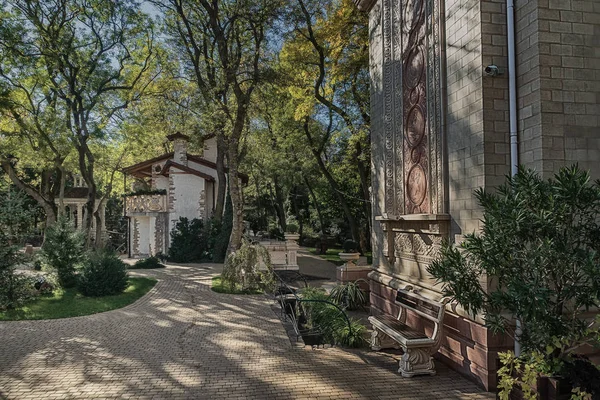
[0,277,157,321]
[211,276,263,295]
[309,248,372,266]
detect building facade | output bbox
[122,133,229,258]
[356,0,600,390]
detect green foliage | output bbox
[78,250,128,297]
[211,276,263,295]
[122,189,167,197]
[342,239,358,253]
[222,238,275,293]
[329,280,367,311]
[0,187,38,245]
[0,277,156,320]
[298,286,366,348]
[285,223,299,234]
[427,165,600,353]
[41,217,85,288]
[130,257,165,269]
[168,217,208,263]
[0,236,32,310]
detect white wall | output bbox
[168,172,205,237]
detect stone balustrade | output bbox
[125,194,167,215]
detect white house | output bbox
[122,133,244,258]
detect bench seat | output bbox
[369,286,449,378]
[369,314,434,347]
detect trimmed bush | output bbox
[130,256,165,269]
[41,217,85,288]
[78,250,128,297]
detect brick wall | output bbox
[445,0,486,237]
[517,0,600,178]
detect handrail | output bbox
[273,273,355,345]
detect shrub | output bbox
[427,165,600,354]
[285,223,299,234]
[298,287,366,348]
[0,237,32,310]
[41,216,85,288]
[329,280,367,311]
[222,238,275,292]
[130,256,165,269]
[342,239,358,253]
[168,217,207,263]
[78,250,128,297]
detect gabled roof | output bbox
[159,160,215,182]
[122,152,249,183]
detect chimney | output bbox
[167,132,190,166]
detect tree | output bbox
[279,0,371,249]
[157,0,282,252]
[427,165,600,353]
[0,0,155,246]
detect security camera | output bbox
[484,65,503,77]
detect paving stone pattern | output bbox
[0,265,493,399]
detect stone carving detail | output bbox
[154,213,166,255]
[394,232,442,258]
[383,0,395,214]
[370,329,401,351]
[125,195,166,213]
[399,347,436,377]
[402,0,429,214]
[379,0,444,216]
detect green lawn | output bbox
[211,276,263,295]
[0,277,157,321]
[309,248,373,266]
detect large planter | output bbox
[339,252,360,267]
[284,233,300,242]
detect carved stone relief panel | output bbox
[380,0,444,216]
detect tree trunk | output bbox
[214,132,228,221]
[273,175,287,232]
[303,175,326,235]
[226,136,244,254]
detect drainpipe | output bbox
[506,0,521,356]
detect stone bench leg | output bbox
[399,347,436,377]
[370,328,401,351]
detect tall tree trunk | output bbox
[273,175,286,232]
[226,135,244,254]
[214,132,227,221]
[303,175,326,235]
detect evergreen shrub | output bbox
[78,250,128,297]
[41,217,85,288]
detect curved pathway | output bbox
[0,265,493,399]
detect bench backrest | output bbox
[395,288,445,324]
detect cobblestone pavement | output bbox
[0,264,494,400]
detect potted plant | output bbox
[427,166,600,399]
[284,222,300,242]
[329,279,368,311]
[339,239,360,265]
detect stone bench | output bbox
[368,286,449,377]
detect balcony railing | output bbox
[125,194,167,215]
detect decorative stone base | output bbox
[399,347,436,377]
[369,277,513,391]
[370,328,401,351]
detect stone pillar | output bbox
[76,204,83,230]
[284,234,300,270]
